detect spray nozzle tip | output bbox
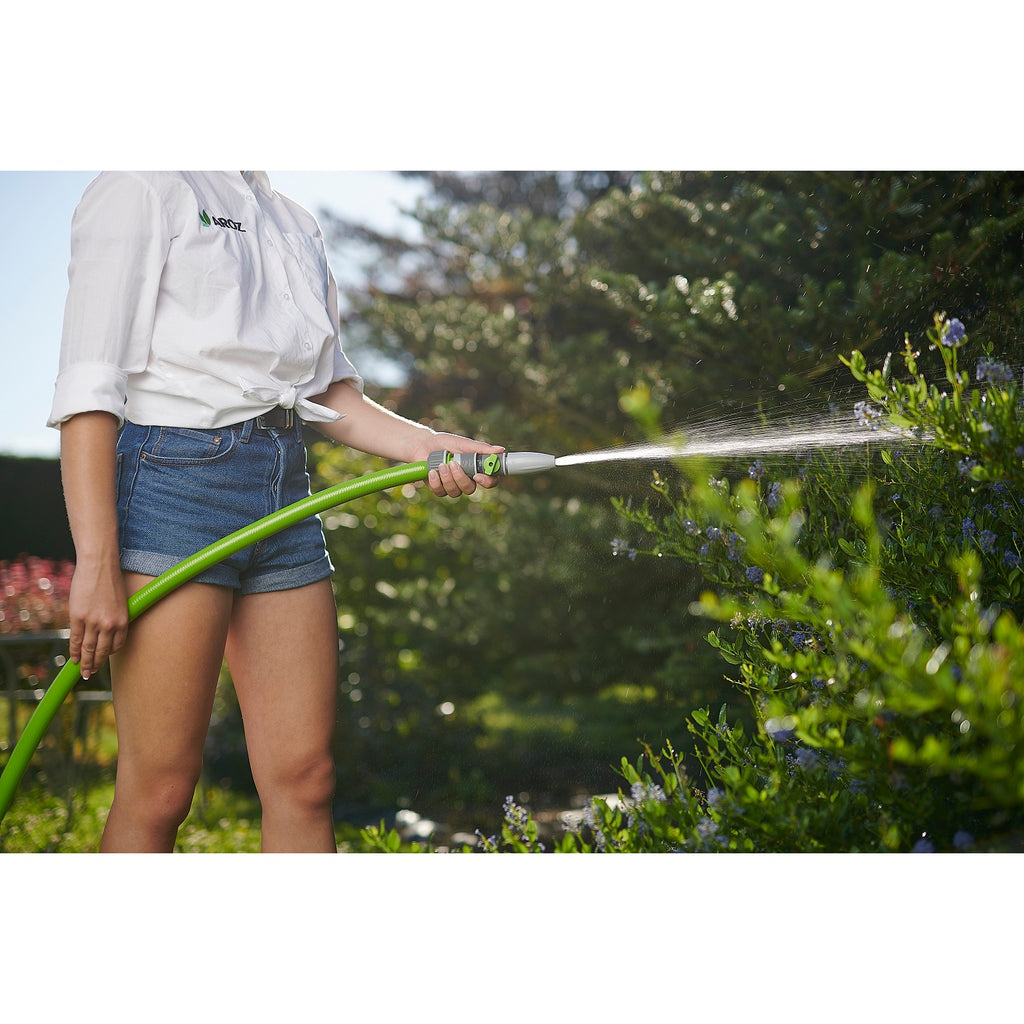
[501,452,557,475]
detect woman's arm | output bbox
[309,380,504,498]
[59,411,129,679]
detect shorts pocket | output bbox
[140,425,237,465]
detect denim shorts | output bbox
[115,418,334,594]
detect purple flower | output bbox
[696,816,719,839]
[941,318,966,347]
[766,482,783,510]
[611,538,637,561]
[745,565,765,584]
[953,830,975,851]
[748,460,766,480]
[765,717,796,743]
[630,782,666,804]
[962,517,976,539]
[793,746,819,771]
[912,837,935,853]
[979,530,998,554]
[976,357,1015,385]
[724,531,744,561]
[682,519,701,535]
[854,401,883,430]
[1003,550,1021,569]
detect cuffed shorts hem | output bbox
[234,558,334,596]
[120,548,334,596]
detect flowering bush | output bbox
[439,314,1024,853]
[600,316,1022,851]
[0,558,74,635]
[0,558,75,702]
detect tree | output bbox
[571,171,1024,407]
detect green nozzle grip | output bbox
[427,450,504,476]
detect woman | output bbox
[49,171,502,852]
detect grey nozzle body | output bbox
[501,451,557,475]
[427,450,557,477]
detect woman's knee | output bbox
[116,761,202,830]
[254,749,336,811]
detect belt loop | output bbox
[239,418,254,442]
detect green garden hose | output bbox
[0,459,430,824]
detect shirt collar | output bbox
[241,170,273,196]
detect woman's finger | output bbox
[78,626,98,680]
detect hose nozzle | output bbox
[428,450,557,477]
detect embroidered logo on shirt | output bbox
[199,209,246,232]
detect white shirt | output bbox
[48,170,363,430]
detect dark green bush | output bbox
[411,316,1024,853]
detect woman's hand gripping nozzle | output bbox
[427,451,558,476]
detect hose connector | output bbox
[428,450,557,477]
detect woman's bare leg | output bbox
[226,579,339,852]
[101,574,234,852]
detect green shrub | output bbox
[376,314,1024,852]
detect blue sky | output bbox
[0,171,426,458]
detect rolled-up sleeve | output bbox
[48,172,172,428]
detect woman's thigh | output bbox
[110,573,235,776]
[224,579,339,782]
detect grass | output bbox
[0,776,386,853]
[1,668,700,852]
[0,774,265,852]
[2,686,390,851]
